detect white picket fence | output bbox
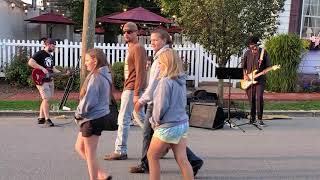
[0,39,241,87]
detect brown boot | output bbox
[104,152,128,160]
[129,164,148,173]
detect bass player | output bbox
[241,36,270,126]
[28,38,60,127]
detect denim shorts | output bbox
[153,122,189,144]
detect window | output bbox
[300,0,320,37]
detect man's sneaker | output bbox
[191,159,204,177]
[259,120,266,126]
[44,119,54,127]
[37,118,45,124]
[129,164,148,173]
[249,119,257,124]
[104,152,128,160]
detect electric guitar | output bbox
[31,68,73,85]
[240,65,281,90]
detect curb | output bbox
[1,110,320,117]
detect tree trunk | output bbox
[80,0,97,86]
[218,79,224,107]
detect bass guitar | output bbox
[240,65,281,90]
[31,68,71,85]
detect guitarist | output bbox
[241,36,270,126]
[28,38,61,127]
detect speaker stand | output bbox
[225,76,245,132]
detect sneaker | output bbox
[44,119,54,127]
[37,118,45,124]
[191,159,204,177]
[104,152,128,160]
[259,120,266,126]
[129,164,148,173]
[249,119,257,124]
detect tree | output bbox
[156,0,285,105]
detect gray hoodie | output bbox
[75,66,112,126]
[150,75,189,128]
[138,45,170,105]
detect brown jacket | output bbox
[124,43,147,96]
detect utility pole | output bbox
[80,0,97,86]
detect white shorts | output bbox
[36,81,54,100]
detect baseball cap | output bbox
[123,22,138,32]
[45,38,56,45]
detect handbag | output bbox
[102,78,119,131]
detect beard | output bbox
[48,48,54,53]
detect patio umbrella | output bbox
[95,27,105,34]
[25,13,75,38]
[97,12,127,24]
[25,13,75,25]
[107,7,171,24]
[167,26,183,33]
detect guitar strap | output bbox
[258,48,265,68]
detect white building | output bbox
[0,0,73,41]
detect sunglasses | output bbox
[123,30,135,35]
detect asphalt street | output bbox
[0,116,320,180]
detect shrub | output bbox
[265,33,308,92]
[53,66,80,91]
[4,48,33,87]
[111,62,124,90]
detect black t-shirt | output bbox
[32,50,54,72]
[242,48,270,83]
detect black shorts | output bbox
[80,115,106,137]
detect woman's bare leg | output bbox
[147,137,170,180]
[171,138,194,180]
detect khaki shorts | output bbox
[36,81,54,100]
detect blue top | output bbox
[138,45,170,105]
[75,66,112,126]
[150,75,189,128]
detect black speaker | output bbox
[189,103,225,129]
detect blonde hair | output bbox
[158,49,184,79]
[79,48,110,99]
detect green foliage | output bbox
[111,62,124,90]
[156,0,285,66]
[4,48,33,87]
[156,0,285,105]
[265,33,308,92]
[301,39,311,50]
[54,66,80,91]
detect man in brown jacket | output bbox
[105,22,147,160]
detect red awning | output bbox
[167,26,182,33]
[96,12,127,24]
[107,7,171,23]
[25,13,75,25]
[95,27,105,34]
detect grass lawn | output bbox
[0,100,320,111]
[233,101,320,110]
[0,100,79,111]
